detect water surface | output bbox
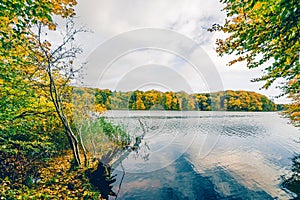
[103,111,299,199]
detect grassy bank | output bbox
[0,117,130,199]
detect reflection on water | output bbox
[281,153,300,198]
[114,155,274,200]
[102,111,300,199]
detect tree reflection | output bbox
[87,149,119,199]
[87,119,150,199]
[88,161,117,199]
[281,154,300,199]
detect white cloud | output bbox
[74,0,289,103]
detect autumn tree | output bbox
[0,2,90,198]
[284,88,300,126]
[177,91,195,110]
[0,0,85,166]
[161,92,180,110]
[110,91,132,109]
[94,89,276,112]
[195,94,211,111]
[223,90,274,111]
[33,14,88,166]
[129,91,146,110]
[211,0,299,125]
[143,90,162,109]
[95,89,112,111]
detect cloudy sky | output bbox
[72,0,288,103]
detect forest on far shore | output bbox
[74,88,280,112]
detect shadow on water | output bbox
[87,150,300,200]
[87,119,148,200]
[86,149,121,200]
[111,155,273,200]
[87,161,117,199]
[281,154,300,199]
[88,113,300,199]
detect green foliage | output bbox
[283,93,300,127]
[211,0,299,92]
[128,91,146,110]
[277,104,288,111]
[0,0,79,158]
[177,92,195,110]
[94,89,277,112]
[78,117,130,157]
[211,0,299,124]
[95,89,112,110]
[0,0,131,198]
[143,90,163,110]
[194,94,211,111]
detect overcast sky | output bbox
[72,0,289,103]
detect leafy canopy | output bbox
[0,0,77,154]
[211,0,299,126]
[211,0,299,93]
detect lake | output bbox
[103,111,300,199]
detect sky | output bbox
[71,0,289,103]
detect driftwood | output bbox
[111,118,147,169]
[89,118,148,199]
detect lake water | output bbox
[103,111,300,200]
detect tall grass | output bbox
[76,117,131,158]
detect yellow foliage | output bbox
[0,151,103,199]
[253,1,262,10]
[95,104,107,113]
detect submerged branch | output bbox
[111,118,147,169]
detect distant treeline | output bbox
[73,88,279,112]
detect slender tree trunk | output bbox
[47,67,81,166]
[36,21,85,167]
[66,129,81,166]
[78,130,88,167]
